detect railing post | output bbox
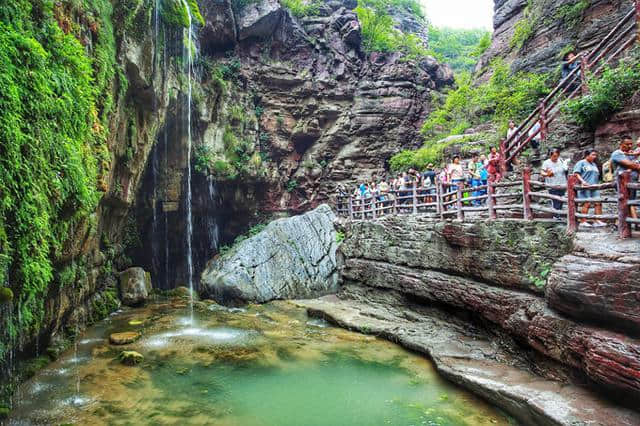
[437,182,444,220]
[618,171,632,239]
[488,182,497,220]
[360,195,365,220]
[637,0,640,44]
[539,102,547,142]
[392,191,398,215]
[580,56,589,95]
[567,174,579,234]
[456,184,464,221]
[371,196,376,220]
[523,167,533,220]
[499,138,508,174]
[348,196,353,220]
[412,182,418,214]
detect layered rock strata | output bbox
[200,204,340,303]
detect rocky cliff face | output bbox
[130,0,453,288]
[300,217,640,423]
[477,0,630,80]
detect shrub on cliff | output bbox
[356,0,428,58]
[427,27,491,74]
[564,57,640,130]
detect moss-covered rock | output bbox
[0,287,13,304]
[118,350,144,366]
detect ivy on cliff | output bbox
[0,0,118,364]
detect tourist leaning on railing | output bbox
[573,150,606,228]
[540,148,569,218]
[610,137,640,221]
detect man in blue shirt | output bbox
[573,150,604,227]
[610,138,640,220]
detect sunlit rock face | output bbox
[200,205,340,304]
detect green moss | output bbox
[555,0,589,29]
[0,0,118,365]
[0,287,13,304]
[161,0,204,28]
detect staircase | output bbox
[500,1,640,172]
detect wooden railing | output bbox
[500,1,640,170]
[334,171,638,239]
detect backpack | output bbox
[602,160,614,182]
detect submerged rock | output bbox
[118,350,144,366]
[118,267,151,306]
[109,332,141,345]
[200,204,340,304]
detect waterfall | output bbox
[181,0,195,322]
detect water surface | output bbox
[7,300,513,425]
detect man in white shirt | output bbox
[541,148,569,217]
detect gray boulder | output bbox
[200,204,340,304]
[118,267,151,306]
[237,0,283,41]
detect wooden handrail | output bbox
[333,168,636,239]
[502,2,638,163]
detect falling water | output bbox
[206,177,220,252]
[181,0,195,323]
[150,0,161,286]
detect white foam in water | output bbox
[63,395,92,407]
[307,318,330,328]
[28,382,52,395]
[143,327,251,349]
[79,338,104,345]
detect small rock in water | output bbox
[118,351,144,366]
[128,320,144,326]
[109,331,141,345]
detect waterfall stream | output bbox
[181,0,195,322]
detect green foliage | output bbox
[427,26,491,74]
[421,60,550,139]
[389,134,486,172]
[510,0,536,50]
[285,179,299,192]
[335,231,345,244]
[281,0,321,18]
[564,58,640,130]
[160,0,204,28]
[0,0,118,364]
[555,0,589,29]
[356,0,428,57]
[194,144,214,174]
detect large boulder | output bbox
[237,0,284,41]
[200,204,340,304]
[118,267,151,306]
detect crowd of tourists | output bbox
[340,135,640,228]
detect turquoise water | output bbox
[6,301,513,425]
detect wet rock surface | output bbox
[118,267,151,307]
[109,332,141,345]
[200,205,340,304]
